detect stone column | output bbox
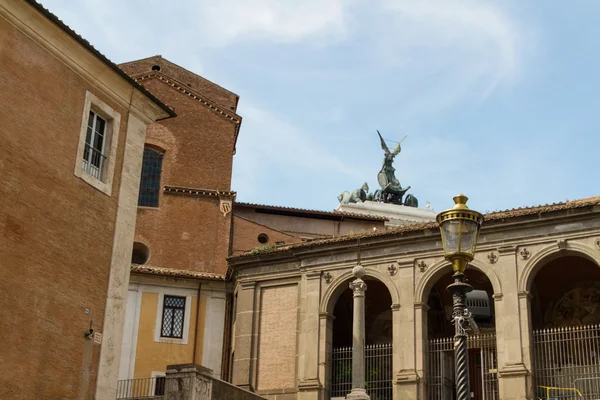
[297,270,322,400]
[347,265,370,400]
[231,281,257,391]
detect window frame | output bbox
[160,295,186,339]
[154,291,193,344]
[74,90,121,196]
[138,146,165,207]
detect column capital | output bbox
[413,301,430,311]
[349,278,367,297]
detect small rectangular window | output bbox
[161,295,186,338]
[82,110,107,180]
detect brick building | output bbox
[113,56,391,391]
[0,1,173,399]
[116,56,242,386]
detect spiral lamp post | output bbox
[436,194,484,400]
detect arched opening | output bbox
[131,242,150,265]
[425,267,498,400]
[529,254,600,399]
[329,277,393,399]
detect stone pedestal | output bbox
[165,363,266,400]
[336,201,436,227]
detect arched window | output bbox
[138,147,164,207]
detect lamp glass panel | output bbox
[459,219,479,256]
[440,219,460,255]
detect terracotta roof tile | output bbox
[235,202,389,221]
[229,196,600,259]
[131,265,226,281]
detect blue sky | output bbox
[41,0,599,213]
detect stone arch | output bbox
[518,241,600,293]
[320,266,400,315]
[414,258,502,304]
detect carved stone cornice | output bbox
[164,186,236,199]
[498,245,516,256]
[239,280,256,290]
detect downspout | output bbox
[193,281,202,365]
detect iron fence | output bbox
[532,323,600,399]
[330,343,393,399]
[427,333,498,400]
[116,377,165,399]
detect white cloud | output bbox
[368,0,530,112]
[196,0,349,46]
[232,104,363,200]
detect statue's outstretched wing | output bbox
[392,135,407,156]
[377,130,391,156]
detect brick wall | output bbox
[122,59,240,274]
[0,16,129,399]
[231,216,303,255]
[120,56,239,112]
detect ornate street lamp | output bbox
[436,194,484,400]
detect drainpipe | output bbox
[193,281,202,365]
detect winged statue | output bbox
[376,131,413,205]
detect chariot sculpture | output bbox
[338,130,418,207]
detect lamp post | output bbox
[436,194,484,400]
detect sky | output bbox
[40,0,600,214]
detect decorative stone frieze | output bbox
[323,272,332,284]
[487,251,498,264]
[595,238,600,250]
[416,260,427,273]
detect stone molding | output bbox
[517,240,600,292]
[319,266,400,314]
[414,257,502,303]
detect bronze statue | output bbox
[336,131,419,208]
[376,131,413,206]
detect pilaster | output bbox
[297,270,323,400]
[231,280,257,391]
[494,246,531,400]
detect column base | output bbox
[346,388,371,399]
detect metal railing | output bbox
[330,343,393,399]
[532,323,600,399]
[82,144,106,179]
[427,333,498,400]
[116,377,165,400]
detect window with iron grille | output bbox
[82,111,107,180]
[161,295,186,338]
[138,147,164,207]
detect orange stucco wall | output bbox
[133,292,206,377]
